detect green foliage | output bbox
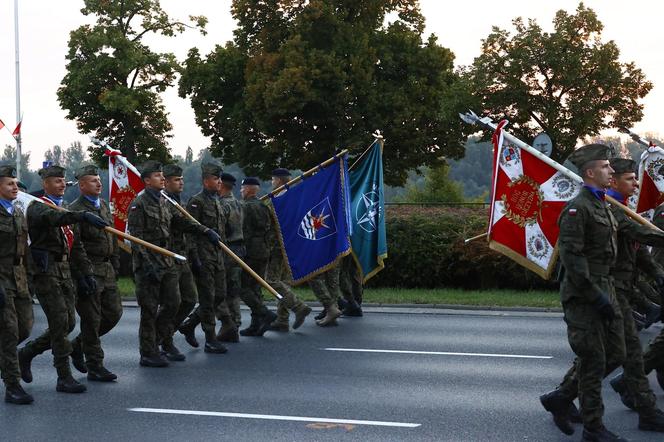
[465,2,652,162]
[57,0,207,165]
[0,145,38,190]
[400,164,465,203]
[179,0,475,186]
[368,206,558,290]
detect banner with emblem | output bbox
[636,143,664,216]
[270,156,352,284]
[488,120,580,279]
[104,147,144,235]
[348,140,387,282]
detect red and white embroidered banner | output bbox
[104,147,144,234]
[487,121,580,279]
[636,143,664,216]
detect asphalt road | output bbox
[2,306,663,441]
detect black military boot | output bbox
[56,375,87,394]
[337,298,348,311]
[644,302,661,329]
[70,339,87,374]
[4,384,34,405]
[569,401,582,424]
[539,389,575,435]
[87,366,118,382]
[256,310,278,336]
[314,308,327,321]
[342,299,363,317]
[204,332,228,354]
[139,354,169,368]
[240,314,261,337]
[178,318,199,348]
[161,342,186,361]
[18,347,34,383]
[638,408,664,432]
[609,373,636,411]
[292,305,312,330]
[581,425,627,441]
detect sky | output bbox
[0,0,663,169]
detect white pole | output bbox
[14,0,22,180]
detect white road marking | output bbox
[323,348,552,359]
[128,407,421,428]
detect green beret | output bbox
[140,160,163,179]
[38,165,66,179]
[567,144,611,170]
[163,164,183,178]
[75,164,100,180]
[242,177,260,186]
[201,162,223,178]
[609,158,636,175]
[0,165,17,178]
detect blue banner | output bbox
[349,141,387,281]
[270,156,351,283]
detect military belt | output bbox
[587,262,610,275]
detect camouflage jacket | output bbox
[0,203,29,294]
[219,193,245,257]
[242,196,272,261]
[187,189,226,268]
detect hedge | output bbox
[366,206,559,290]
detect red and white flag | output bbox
[12,118,22,140]
[0,119,5,131]
[487,121,580,279]
[104,147,144,234]
[635,143,664,216]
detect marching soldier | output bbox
[11,180,33,348]
[267,168,311,332]
[0,165,33,404]
[159,164,198,359]
[184,162,233,354]
[339,254,363,317]
[540,148,664,440]
[310,265,342,326]
[68,165,123,382]
[238,177,277,336]
[127,161,222,367]
[18,164,109,393]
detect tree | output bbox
[57,0,207,165]
[399,164,465,203]
[44,142,91,181]
[1,145,31,172]
[179,0,474,186]
[465,2,652,162]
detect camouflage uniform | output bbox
[69,193,123,372]
[642,204,664,377]
[219,192,244,327]
[339,254,363,305]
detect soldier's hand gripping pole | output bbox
[460,110,661,231]
[160,190,283,300]
[25,192,187,261]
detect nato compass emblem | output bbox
[355,183,382,233]
[298,198,337,240]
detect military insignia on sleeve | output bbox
[130,205,137,211]
[191,204,198,208]
[568,208,577,216]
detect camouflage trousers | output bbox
[309,264,341,308]
[0,288,21,387]
[558,290,660,428]
[135,267,180,357]
[239,257,269,317]
[268,254,306,325]
[224,257,243,327]
[163,263,197,346]
[644,327,664,374]
[193,261,230,336]
[72,262,123,370]
[339,254,363,304]
[24,272,77,378]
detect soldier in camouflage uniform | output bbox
[127,161,221,367]
[339,254,363,316]
[183,162,232,354]
[19,165,109,393]
[310,265,343,327]
[9,180,33,348]
[539,147,664,440]
[0,165,33,404]
[158,164,199,359]
[68,165,123,382]
[266,168,311,332]
[238,177,277,337]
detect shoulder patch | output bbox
[191,204,198,208]
[659,212,664,218]
[130,205,137,210]
[568,208,577,216]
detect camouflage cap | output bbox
[609,158,636,175]
[220,172,237,185]
[201,162,223,178]
[567,144,611,170]
[75,164,100,179]
[38,164,66,179]
[271,168,291,178]
[140,160,163,179]
[162,164,183,178]
[0,165,17,178]
[241,177,260,186]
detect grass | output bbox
[118,277,560,309]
